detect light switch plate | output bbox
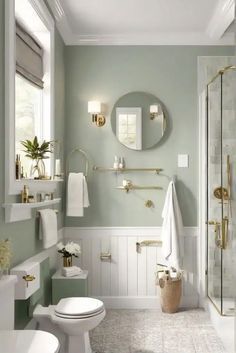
[178,154,189,168]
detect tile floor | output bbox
[90,309,226,353]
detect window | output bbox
[15,74,43,177]
[5,0,55,194]
[15,20,52,178]
[116,107,142,150]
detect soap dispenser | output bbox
[113,156,119,169]
[119,157,125,169]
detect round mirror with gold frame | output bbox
[111,91,166,150]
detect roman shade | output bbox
[16,22,44,88]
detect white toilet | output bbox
[0,275,60,353]
[0,329,59,353]
[34,297,106,353]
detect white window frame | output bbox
[116,107,142,150]
[5,0,55,195]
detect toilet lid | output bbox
[55,297,104,318]
[0,330,59,353]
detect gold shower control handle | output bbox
[207,220,221,226]
[207,221,221,234]
[207,219,228,249]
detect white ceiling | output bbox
[48,0,235,45]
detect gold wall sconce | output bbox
[88,101,106,127]
[150,105,159,120]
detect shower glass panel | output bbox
[207,67,236,316]
[207,75,222,313]
[222,69,236,316]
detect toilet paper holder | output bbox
[100,252,112,261]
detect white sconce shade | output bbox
[150,105,159,114]
[88,101,101,114]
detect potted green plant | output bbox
[21,136,53,179]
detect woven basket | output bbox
[159,277,182,313]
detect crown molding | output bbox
[48,0,234,46]
[206,0,235,40]
[47,0,73,43]
[64,32,234,46]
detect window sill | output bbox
[2,198,61,223]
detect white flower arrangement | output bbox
[57,241,81,258]
[0,239,11,270]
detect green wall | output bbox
[65,45,234,227]
[0,0,65,327]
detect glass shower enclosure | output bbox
[207,66,236,316]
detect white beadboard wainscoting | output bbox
[63,227,199,309]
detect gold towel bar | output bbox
[136,240,162,253]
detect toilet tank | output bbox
[0,275,17,329]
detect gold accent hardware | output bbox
[92,114,106,127]
[145,200,154,208]
[100,252,112,261]
[222,216,228,250]
[207,220,221,226]
[66,148,89,177]
[93,166,163,174]
[207,65,236,86]
[136,240,162,253]
[227,155,232,217]
[207,220,221,248]
[213,187,228,200]
[22,274,36,287]
[116,182,162,193]
[88,101,106,127]
[207,218,228,250]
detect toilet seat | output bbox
[0,330,59,353]
[55,297,104,319]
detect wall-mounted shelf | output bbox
[116,185,163,193]
[2,198,61,223]
[93,166,163,174]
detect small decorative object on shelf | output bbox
[21,136,54,180]
[57,241,81,268]
[54,159,63,179]
[0,239,11,278]
[21,185,29,203]
[15,154,21,180]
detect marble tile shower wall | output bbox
[207,65,236,300]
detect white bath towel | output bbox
[66,173,90,217]
[161,181,183,270]
[39,209,58,249]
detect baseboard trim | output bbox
[93,295,199,309]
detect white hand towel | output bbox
[39,209,58,249]
[161,181,183,270]
[66,173,90,217]
[62,266,82,277]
